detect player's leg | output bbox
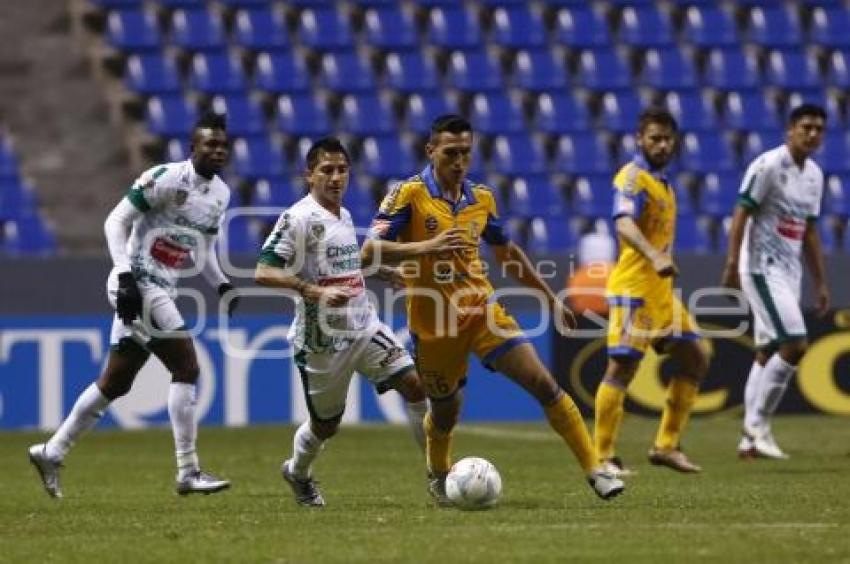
[595,355,640,477]
[282,414,340,508]
[751,338,805,459]
[739,348,771,457]
[29,338,149,498]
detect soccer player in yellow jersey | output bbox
[362,114,624,504]
[594,107,710,477]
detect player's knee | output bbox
[781,340,807,365]
[98,376,133,400]
[395,371,427,403]
[171,358,200,384]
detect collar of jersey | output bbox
[305,193,343,221]
[421,165,477,212]
[632,154,669,184]
[185,159,214,190]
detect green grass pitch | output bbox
[2,414,849,563]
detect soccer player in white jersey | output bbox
[255,138,448,507]
[721,104,830,459]
[28,113,238,497]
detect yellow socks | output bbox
[654,377,699,451]
[594,381,626,461]
[424,412,452,475]
[544,394,598,473]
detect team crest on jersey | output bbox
[311,223,325,239]
[174,189,189,205]
[425,215,438,231]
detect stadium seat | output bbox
[618,6,674,48]
[747,6,802,48]
[158,0,205,8]
[513,48,568,93]
[572,174,613,218]
[786,91,844,131]
[741,131,781,164]
[765,50,822,91]
[359,135,417,179]
[90,0,144,7]
[170,9,226,52]
[679,132,736,173]
[343,182,378,227]
[445,49,505,93]
[527,217,573,254]
[124,52,182,95]
[298,8,354,51]
[404,92,459,135]
[553,133,613,176]
[338,93,397,137]
[682,5,738,48]
[165,138,191,162]
[254,50,311,94]
[426,6,482,51]
[469,92,525,135]
[506,176,565,218]
[599,91,643,134]
[106,9,161,51]
[698,172,740,217]
[363,6,418,51]
[318,52,377,93]
[576,48,632,91]
[223,215,264,254]
[0,179,37,215]
[0,140,19,178]
[383,50,441,94]
[723,91,782,132]
[533,92,590,134]
[232,135,288,180]
[232,7,290,51]
[820,132,850,173]
[553,6,610,49]
[827,50,850,89]
[490,6,547,49]
[810,7,850,49]
[189,52,247,95]
[210,94,265,137]
[218,0,274,7]
[145,95,199,138]
[703,48,761,91]
[673,180,694,217]
[489,133,547,176]
[675,218,711,253]
[2,216,56,255]
[823,174,848,216]
[665,91,718,132]
[252,178,291,207]
[818,219,839,252]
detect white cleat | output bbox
[600,457,637,478]
[744,425,790,460]
[175,470,231,496]
[28,443,63,499]
[587,469,625,500]
[281,459,325,507]
[737,433,757,459]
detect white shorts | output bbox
[741,271,806,349]
[107,268,185,348]
[294,323,415,421]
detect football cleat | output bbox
[281,459,325,507]
[587,469,625,500]
[427,472,453,507]
[600,456,637,478]
[737,430,758,459]
[175,470,231,496]
[744,425,790,460]
[28,443,63,499]
[648,447,702,473]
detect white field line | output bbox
[488,522,841,532]
[457,425,558,442]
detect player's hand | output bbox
[377,266,406,290]
[422,228,472,255]
[305,286,352,307]
[217,283,240,317]
[552,298,578,333]
[116,271,143,326]
[814,283,830,317]
[651,253,678,278]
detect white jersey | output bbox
[737,145,823,281]
[259,194,379,353]
[125,160,230,291]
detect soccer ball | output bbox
[445,457,502,510]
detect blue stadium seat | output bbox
[553,133,613,176]
[232,7,290,51]
[170,9,226,52]
[106,9,161,51]
[553,6,610,49]
[703,47,760,91]
[527,217,573,253]
[477,0,527,6]
[534,92,590,134]
[426,6,482,51]
[210,94,265,137]
[360,135,417,179]
[810,7,850,48]
[90,0,143,7]
[723,91,782,132]
[820,132,850,173]
[618,6,673,48]
[363,6,418,51]
[469,92,525,135]
[786,91,844,131]
[672,180,694,217]
[218,0,275,7]
[338,93,397,137]
[747,6,802,48]
[827,50,850,88]
[298,8,354,51]
[384,50,440,93]
[599,91,643,134]
[818,219,839,253]
[232,135,288,180]
[254,50,311,94]
[823,174,848,216]
[445,49,505,93]
[0,138,20,178]
[158,0,205,8]
[675,219,711,253]
[223,216,264,254]
[349,0,402,6]
[572,174,613,218]
[165,138,191,162]
[404,92,459,135]
[698,172,740,217]
[640,48,698,91]
[490,6,547,49]
[679,132,736,173]
[343,182,378,227]
[318,52,377,93]
[576,48,632,91]
[189,52,247,94]
[506,176,565,218]
[124,52,182,95]
[252,178,291,207]
[741,131,780,164]
[146,95,198,137]
[682,6,737,48]
[513,48,568,93]
[0,179,37,215]
[665,91,718,132]
[284,0,336,7]
[765,50,822,90]
[489,134,547,176]
[2,216,56,255]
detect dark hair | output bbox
[305,137,350,170]
[638,106,678,133]
[789,103,827,125]
[194,112,227,132]
[430,114,473,137]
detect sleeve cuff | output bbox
[737,194,759,210]
[126,189,151,212]
[257,249,288,268]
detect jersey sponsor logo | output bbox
[317,274,365,294]
[150,236,191,267]
[777,217,805,240]
[310,223,325,239]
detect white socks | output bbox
[757,354,796,420]
[743,361,765,430]
[168,382,199,479]
[45,383,110,461]
[405,400,428,454]
[290,421,324,479]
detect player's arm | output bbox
[614,216,677,277]
[802,220,829,316]
[361,230,470,266]
[254,263,350,307]
[720,206,751,290]
[104,197,145,325]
